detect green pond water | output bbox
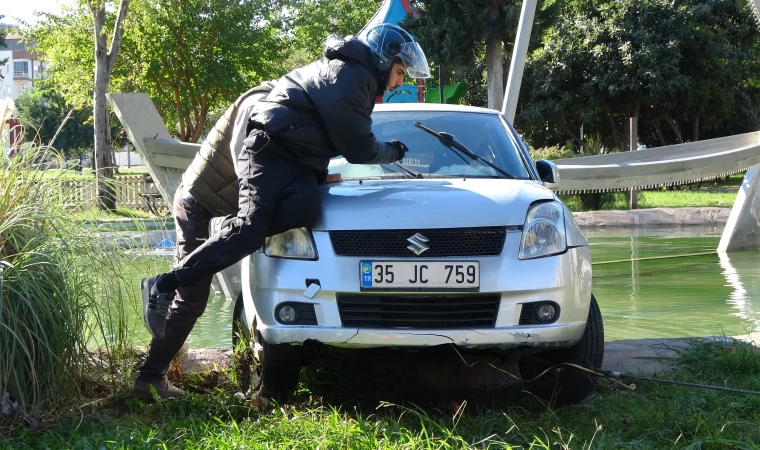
[125,226,759,349]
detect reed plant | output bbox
[0,141,145,427]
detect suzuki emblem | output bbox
[406,233,430,255]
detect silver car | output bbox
[232,103,604,404]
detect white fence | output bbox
[56,175,168,213]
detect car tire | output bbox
[231,293,301,401]
[518,293,604,405]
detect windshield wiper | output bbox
[389,161,424,179]
[414,121,515,179]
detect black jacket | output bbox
[247,35,398,174]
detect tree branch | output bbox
[556,120,582,148]
[107,0,131,75]
[663,114,683,144]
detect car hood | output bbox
[312,178,555,231]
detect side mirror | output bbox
[536,160,560,190]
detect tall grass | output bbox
[0,143,143,425]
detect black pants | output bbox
[137,132,320,382]
[174,131,321,286]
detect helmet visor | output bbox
[398,41,431,78]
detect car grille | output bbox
[336,294,500,329]
[329,227,508,257]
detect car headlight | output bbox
[264,227,318,260]
[518,201,567,260]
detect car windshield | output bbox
[328,111,533,180]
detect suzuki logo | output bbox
[406,233,430,255]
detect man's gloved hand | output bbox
[390,140,409,162]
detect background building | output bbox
[1,34,47,100]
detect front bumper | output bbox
[260,322,587,350]
[242,231,592,350]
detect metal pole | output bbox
[580,124,584,156]
[630,117,638,209]
[439,63,445,104]
[502,0,537,123]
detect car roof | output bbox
[373,103,502,115]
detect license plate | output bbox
[360,261,480,291]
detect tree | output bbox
[517,0,760,152]
[404,0,524,109]
[28,1,130,209]
[15,86,94,156]
[122,0,282,142]
[32,0,282,146]
[90,0,130,209]
[274,0,380,73]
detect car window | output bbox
[328,111,533,179]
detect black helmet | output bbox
[359,23,431,79]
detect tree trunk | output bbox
[90,0,130,210]
[654,122,667,147]
[486,4,504,110]
[557,121,582,149]
[93,6,116,210]
[692,115,699,142]
[600,102,621,152]
[663,114,683,144]
[438,63,446,104]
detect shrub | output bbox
[0,144,142,426]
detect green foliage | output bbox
[0,145,142,421]
[404,0,560,108]
[28,5,103,109]
[276,0,381,71]
[28,0,282,143]
[529,144,575,162]
[122,0,283,142]
[518,0,760,152]
[403,0,519,68]
[14,87,94,157]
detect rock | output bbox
[180,347,233,373]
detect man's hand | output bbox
[325,173,342,184]
[390,140,409,162]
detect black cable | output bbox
[597,369,760,396]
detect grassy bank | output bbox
[560,174,744,212]
[2,338,759,448]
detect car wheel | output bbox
[518,293,604,405]
[231,293,301,400]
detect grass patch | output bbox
[73,207,157,221]
[559,173,746,212]
[638,190,738,208]
[3,338,760,448]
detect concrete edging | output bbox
[572,207,731,228]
